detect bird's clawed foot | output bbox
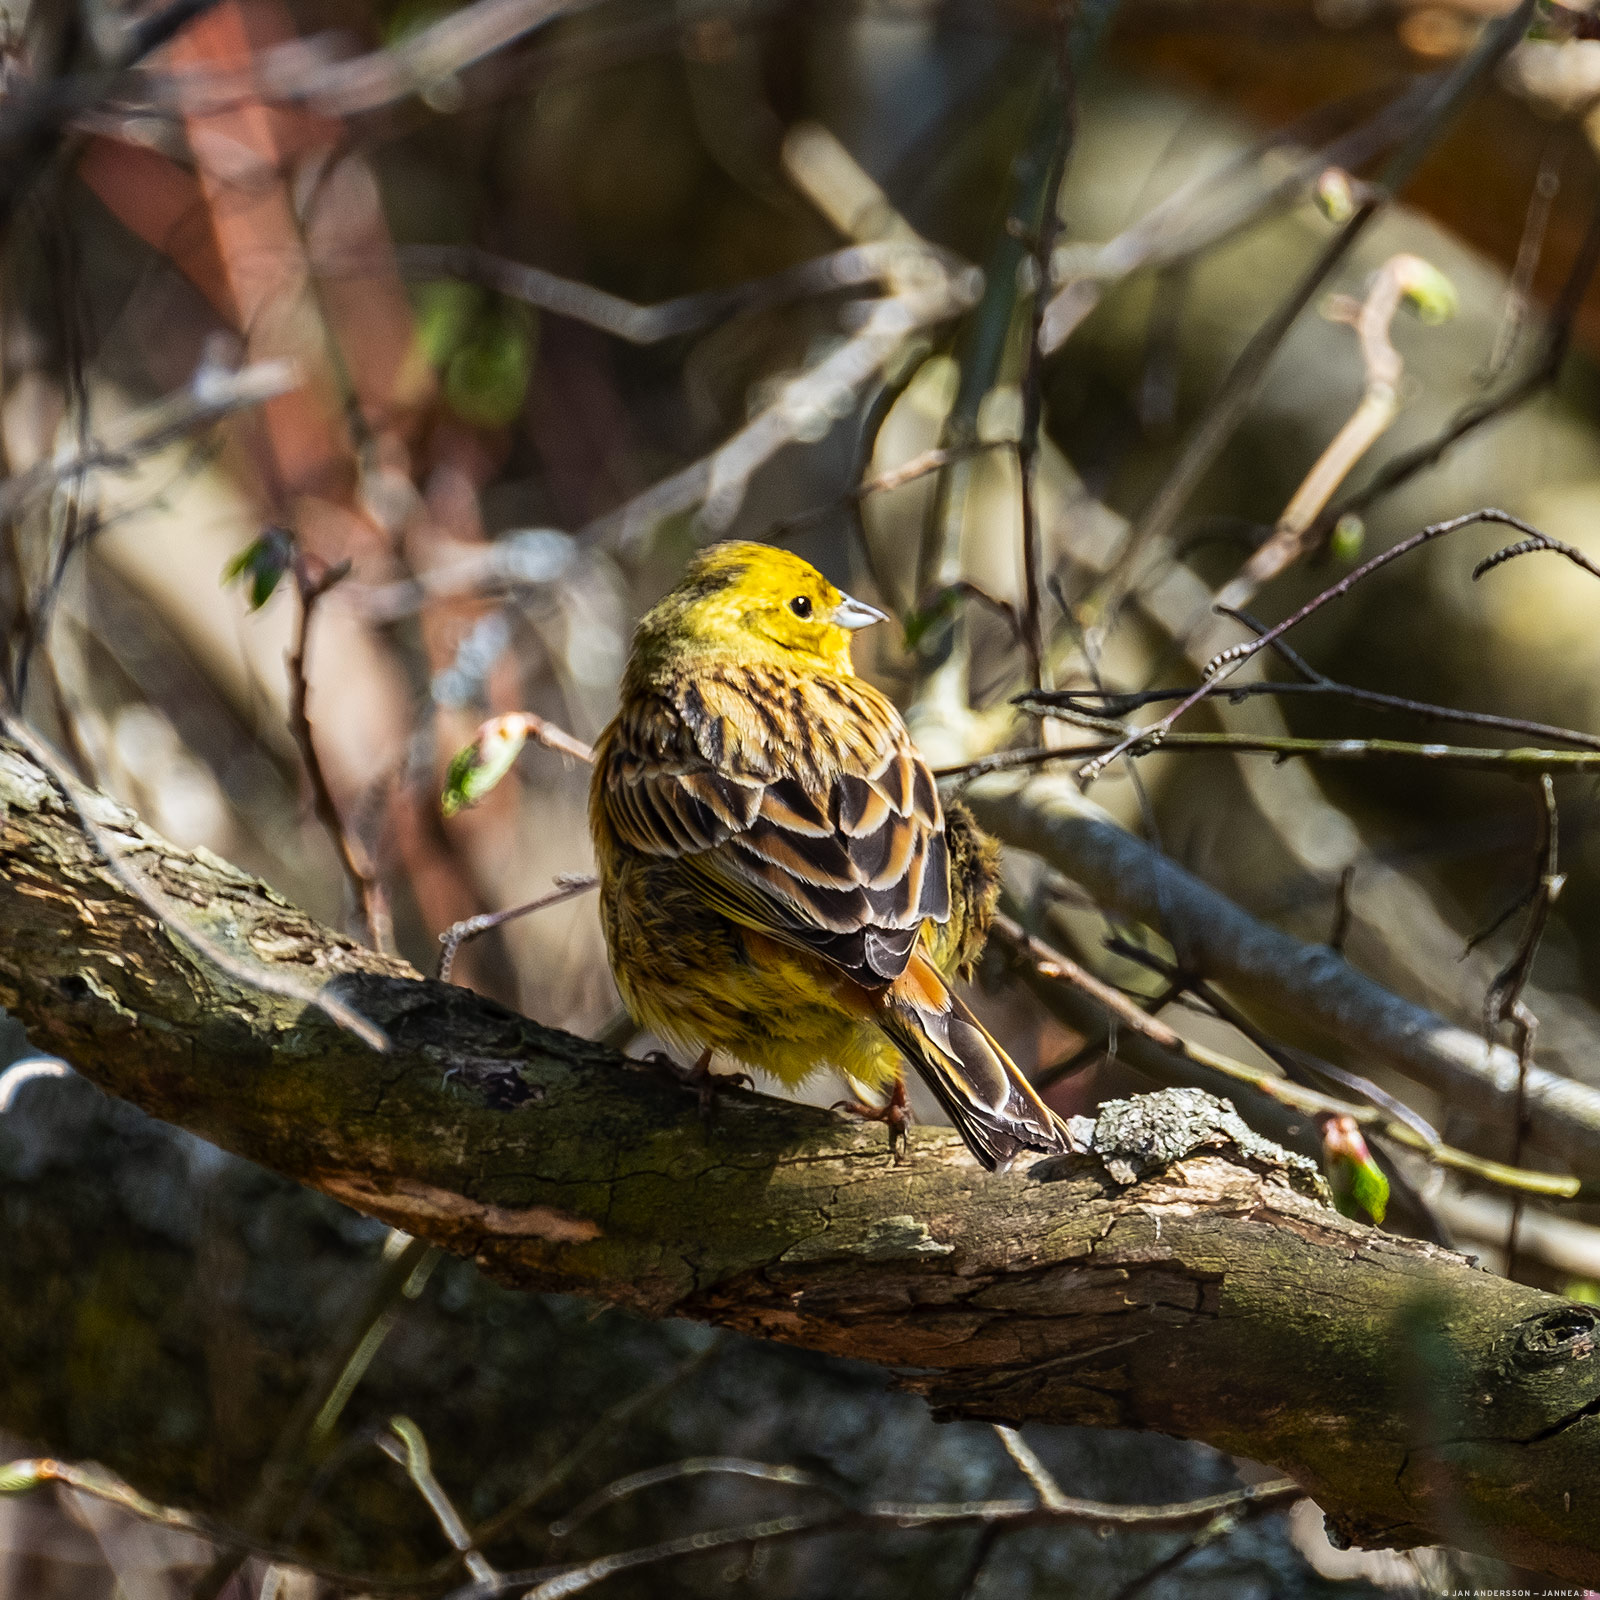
[833,1077,913,1162]
[639,1048,751,1123]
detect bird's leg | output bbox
[833,1075,913,1162]
[685,1046,753,1122]
[637,1047,751,1122]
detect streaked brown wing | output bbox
[600,674,949,987]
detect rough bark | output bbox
[2,739,1599,1581]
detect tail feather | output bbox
[882,955,1066,1171]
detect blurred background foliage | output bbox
[5,0,1600,1590]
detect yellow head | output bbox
[628,542,886,679]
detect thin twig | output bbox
[1321,184,1600,535]
[1486,776,1563,1281]
[1037,77,1438,350]
[967,728,1600,782]
[438,875,598,982]
[1078,508,1551,784]
[0,714,387,1052]
[989,913,1596,1202]
[190,1234,438,1599]
[399,242,932,345]
[354,530,577,623]
[1102,932,1440,1147]
[917,50,1067,614]
[287,550,391,951]
[575,124,977,550]
[994,1426,1068,1512]
[1021,674,1600,753]
[380,1417,498,1589]
[1209,252,1451,622]
[1481,135,1563,384]
[831,366,938,619]
[6,354,299,701]
[549,1457,836,1539]
[147,0,610,118]
[769,441,1007,564]
[1473,526,1600,586]
[1016,5,1077,692]
[1108,1507,1251,1600]
[1089,0,1535,621]
[468,1342,720,1551]
[953,1524,1003,1600]
[1,1455,447,1596]
[445,1478,1303,1600]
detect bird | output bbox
[588,539,1067,1170]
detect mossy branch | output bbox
[2,737,1599,1581]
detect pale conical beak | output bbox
[833,593,887,631]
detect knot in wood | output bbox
[1508,1304,1600,1370]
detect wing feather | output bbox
[601,663,948,988]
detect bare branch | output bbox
[4,740,1599,1579]
[400,242,933,345]
[6,353,299,700]
[587,263,980,550]
[1321,181,1600,535]
[191,1234,438,1599]
[1079,508,1548,784]
[964,768,1600,1182]
[0,714,388,1051]
[1086,0,1535,619]
[143,0,608,117]
[286,551,391,951]
[989,913,1591,1202]
[1484,776,1564,1280]
[0,353,297,529]
[1022,659,1600,753]
[994,1426,1069,1513]
[468,1346,720,1551]
[438,876,597,984]
[446,1478,1305,1600]
[380,1417,498,1589]
[1037,77,1440,351]
[566,124,980,551]
[1209,252,1454,623]
[975,726,1600,779]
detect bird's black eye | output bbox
[789,595,812,619]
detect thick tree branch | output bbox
[1,739,1599,1580]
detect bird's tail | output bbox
[880,952,1067,1171]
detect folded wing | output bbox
[601,667,949,989]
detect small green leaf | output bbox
[1323,1113,1389,1225]
[1329,513,1364,566]
[1402,262,1458,326]
[902,587,958,652]
[441,717,529,818]
[413,279,482,370]
[0,1460,43,1496]
[446,304,537,428]
[387,1414,431,1474]
[1314,168,1356,225]
[222,527,293,610]
[1565,1279,1600,1305]
[1348,1156,1389,1225]
[1327,1150,1389,1225]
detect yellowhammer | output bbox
[589,541,1066,1170]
